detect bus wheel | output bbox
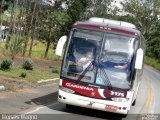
[121,114,127,118]
[66,104,72,109]
[132,99,136,106]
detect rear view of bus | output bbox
[56,17,145,115]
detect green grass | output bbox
[0,40,61,83]
[28,41,60,60]
[0,41,5,52]
[31,49,58,60]
[145,56,160,71]
[0,40,59,60]
[0,66,60,82]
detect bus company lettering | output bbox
[110,91,125,97]
[66,83,94,91]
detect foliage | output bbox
[20,72,27,78]
[52,11,71,48]
[8,35,24,60]
[85,0,114,18]
[22,59,33,70]
[36,0,92,58]
[145,56,160,71]
[121,0,160,60]
[0,66,59,82]
[36,4,61,58]
[1,0,92,59]
[52,67,60,74]
[67,0,91,21]
[0,59,12,71]
[65,0,91,32]
[37,7,67,41]
[1,0,160,71]
[0,0,12,13]
[1,4,21,25]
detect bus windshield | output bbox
[61,29,139,89]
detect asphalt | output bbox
[17,65,160,120]
[0,81,59,114]
[1,65,160,120]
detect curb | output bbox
[0,84,5,91]
[37,78,59,84]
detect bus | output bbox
[56,17,145,115]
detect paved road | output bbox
[0,83,59,114]
[19,65,160,120]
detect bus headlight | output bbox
[60,87,75,94]
[111,98,129,102]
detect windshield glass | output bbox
[62,29,101,83]
[61,29,139,89]
[98,34,138,89]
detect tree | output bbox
[5,0,17,49]
[84,0,114,19]
[8,34,24,60]
[37,2,63,59]
[122,0,160,59]
[28,0,39,57]
[0,0,12,14]
[22,0,38,57]
[3,0,26,59]
[67,0,91,25]
[36,0,91,59]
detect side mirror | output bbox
[135,48,144,69]
[55,36,67,56]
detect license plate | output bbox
[106,105,119,110]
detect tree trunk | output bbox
[0,0,4,25]
[44,23,54,59]
[16,1,24,41]
[21,0,30,56]
[44,39,51,59]
[23,0,38,57]
[5,0,16,49]
[29,0,39,57]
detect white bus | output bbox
[56,17,145,115]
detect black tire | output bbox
[121,114,128,118]
[66,104,73,109]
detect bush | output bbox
[20,72,27,78]
[145,56,160,71]
[22,59,33,70]
[8,35,25,60]
[52,67,60,73]
[0,59,12,71]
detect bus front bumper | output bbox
[58,89,132,115]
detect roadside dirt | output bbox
[13,56,61,69]
[0,51,60,114]
[0,56,61,91]
[0,76,36,91]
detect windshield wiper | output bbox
[100,67,112,90]
[77,60,113,90]
[77,60,94,82]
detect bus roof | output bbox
[73,17,141,37]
